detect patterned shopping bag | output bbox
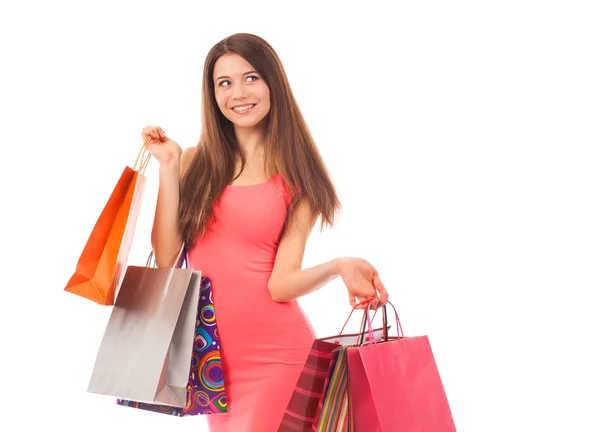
[116,276,228,416]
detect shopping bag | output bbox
[314,346,354,432]
[347,301,457,432]
[87,248,204,407]
[116,275,228,416]
[64,141,151,305]
[278,308,387,431]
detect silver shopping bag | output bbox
[87,256,202,407]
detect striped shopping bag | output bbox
[314,346,354,432]
[278,339,340,430]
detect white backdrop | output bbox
[1,1,599,431]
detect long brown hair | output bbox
[179,33,340,247]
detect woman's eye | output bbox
[219,80,231,87]
[246,75,259,82]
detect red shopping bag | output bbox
[64,141,151,305]
[347,302,457,432]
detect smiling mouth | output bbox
[232,104,256,114]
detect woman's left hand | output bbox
[336,257,389,309]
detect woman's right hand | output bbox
[337,257,389,310]
[142,125,182,165]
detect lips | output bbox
[231,104,256,113]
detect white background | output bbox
[1,0,599,431]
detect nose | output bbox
[232,82,248,100]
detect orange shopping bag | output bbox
[64,141,151,305]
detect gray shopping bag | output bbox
[87,263,202,407]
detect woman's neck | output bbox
[234,124,266,159]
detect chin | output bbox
[230,115,269,130]
[232,119,261,129]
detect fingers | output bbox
[349,294,369,309]
[357,296,370,309]
[373,272,389,305]
[350,281,380,310]
[369,298,381,310]
[142,125,167,142]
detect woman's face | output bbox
[213,53,271,129]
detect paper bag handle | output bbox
[145,243,186,269]
[338,298,387,345]
[364,299,404,344]
[133,137,152,175]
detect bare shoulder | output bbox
[180,146,197,175]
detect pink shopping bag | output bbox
[347,302,456,431]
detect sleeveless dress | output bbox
[187,173,316,432]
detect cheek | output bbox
[215,92,228,112]
[260,88,271,109]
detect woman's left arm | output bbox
[268,200,388,308]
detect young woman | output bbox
[143,32,388,432]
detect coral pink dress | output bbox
[187,173,316,432]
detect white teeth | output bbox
[233,104,254,111]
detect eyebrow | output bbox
[214,70,259,82]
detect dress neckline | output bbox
[227,172,280,188]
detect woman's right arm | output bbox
[143,125,195,267]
